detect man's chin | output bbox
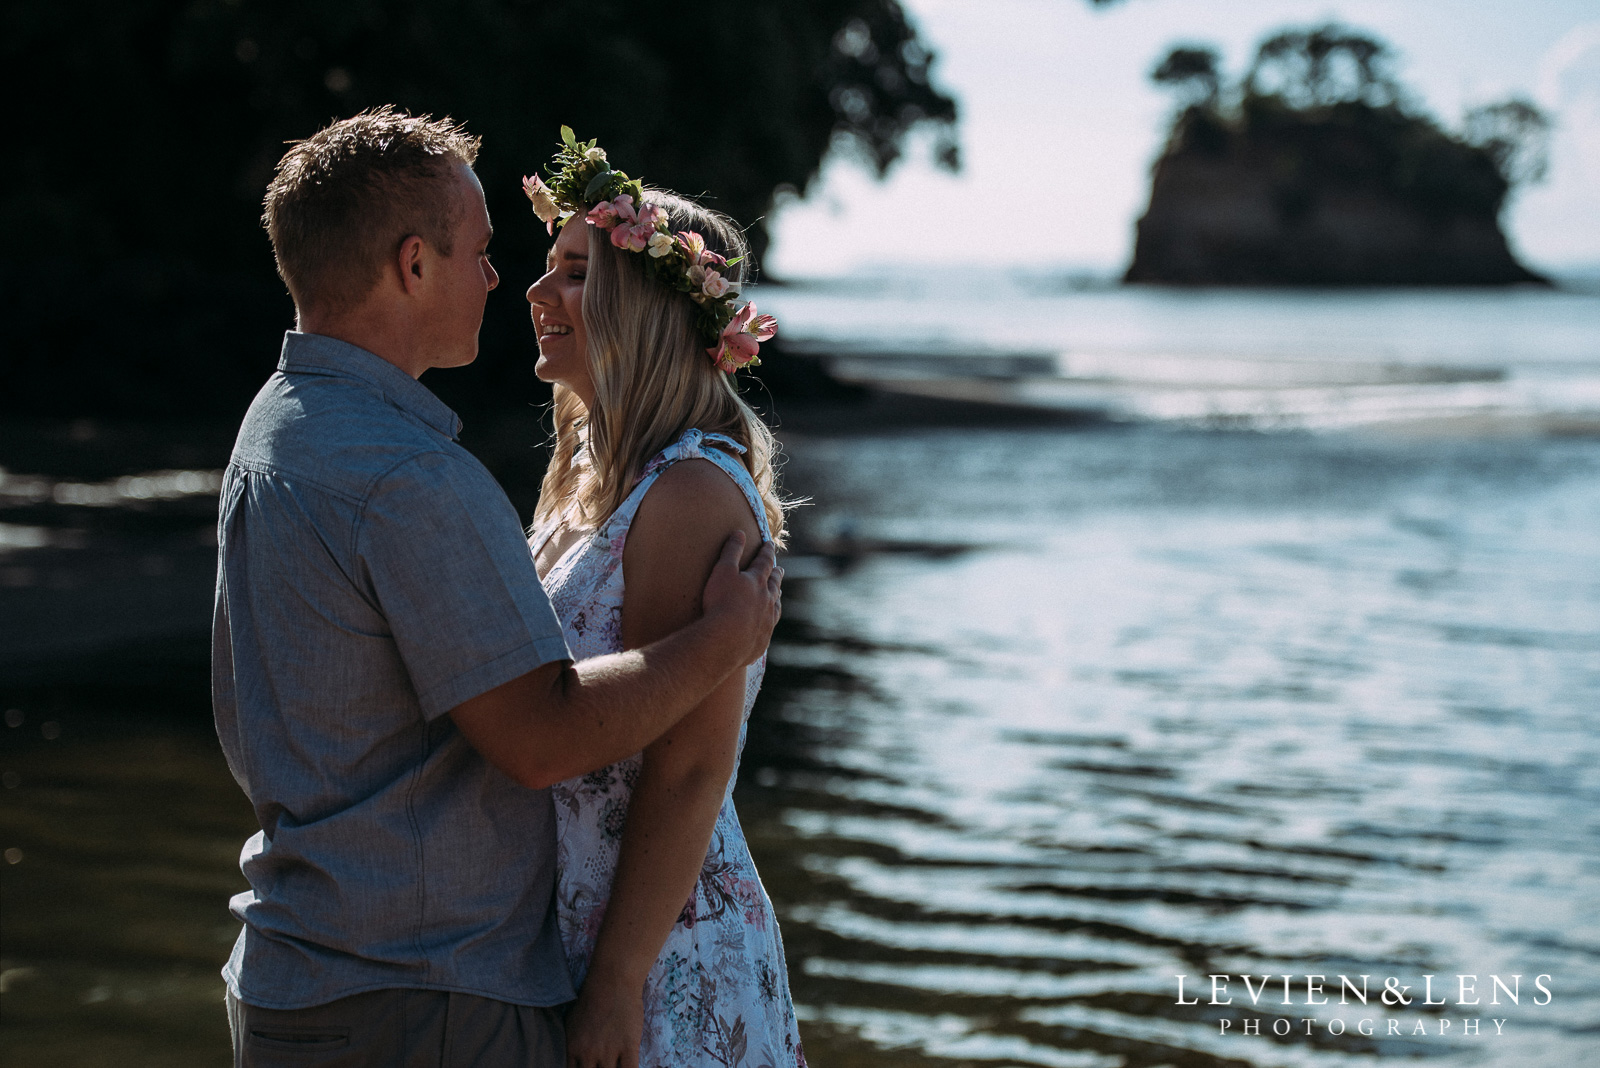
[432,343,481,371]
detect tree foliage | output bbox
[1464,98,1551,187]
[1246,24,1398,109]
[1,0,957,419]
[1148,23,1549,198]
[1150,45,1221,108]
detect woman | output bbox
[521,132,806,1068]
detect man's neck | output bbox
[297,304,427,379]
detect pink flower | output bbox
[636,203,668,230]
[706,301,777,373]
[675,230,727,267]
[589,196,656,251]
[587,194,636,232]
[701,270,730,299]
[611,222,653,252]
[733,301,778,342]
[677,231,706,261]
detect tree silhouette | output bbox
[1464,98,1551,187]
[1246,24,1398,109]
[2,0,961,419]
[1151,46,1222,109]
[1146,24,1550,194]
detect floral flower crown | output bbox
[523,127,775,373]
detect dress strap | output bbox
[682,431,771,544]
[604,428,771,543]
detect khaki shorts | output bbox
[226,987,566,1067]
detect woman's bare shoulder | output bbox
[621,458,762,638]
[630,458,760,560]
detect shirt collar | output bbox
[277,332,463,440]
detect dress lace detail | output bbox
[537,428,806,1068]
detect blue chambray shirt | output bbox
[213,332,575,1010]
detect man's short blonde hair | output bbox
[263,106,482,314]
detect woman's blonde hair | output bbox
[534,189,789,544]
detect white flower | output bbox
[585,146,607,163]
[522,175,560,226]
[647,231,674,258]
[530,192,559,225]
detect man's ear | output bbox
[396,235,426,295]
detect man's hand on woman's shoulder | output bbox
[449,458,782,791]
[702,533,781,666]
[623,457,781,667]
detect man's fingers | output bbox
[767,565,784,596]
[716,529,748,570]
[743,539,777,580]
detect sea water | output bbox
[738,277,1600,1066]
[754,273,1600,432]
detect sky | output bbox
[765,0,1600,277]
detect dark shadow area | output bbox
[4,0,960,426]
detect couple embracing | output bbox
[214,108,804,1067]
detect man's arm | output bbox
[449,532,780,789]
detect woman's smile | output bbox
[526,215,593,404]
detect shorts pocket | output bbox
[248,1029,351,1052]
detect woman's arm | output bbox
[563,457,763,1068]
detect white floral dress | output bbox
[534,428,806,1068]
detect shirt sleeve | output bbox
[355,449,571,720]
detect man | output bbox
[213,107,782,1065]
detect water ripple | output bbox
[742,428,1600,1066]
